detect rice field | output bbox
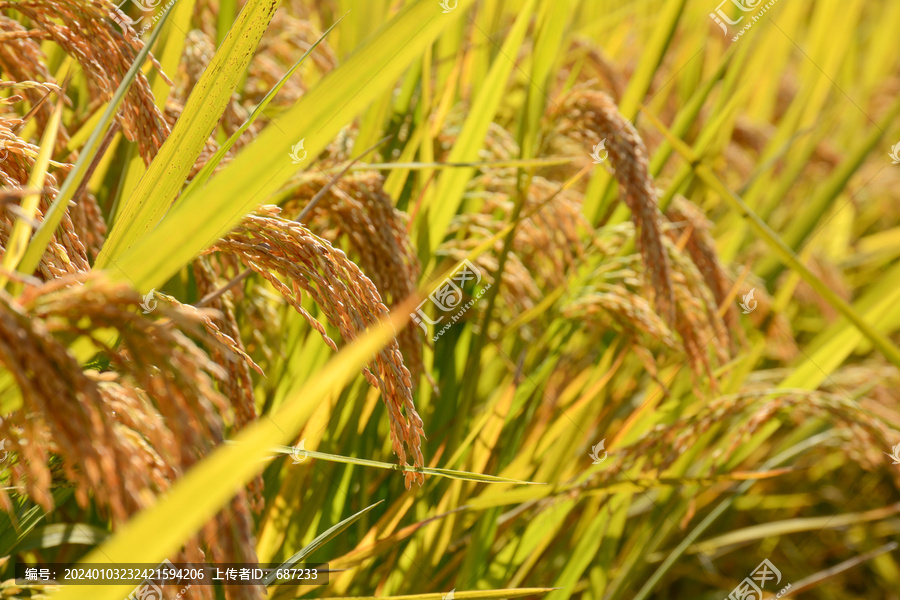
[1,0,900,599]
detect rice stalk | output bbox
[207,206,425,487]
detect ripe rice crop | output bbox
[1,1,900,599]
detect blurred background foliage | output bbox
[1,0,900,599]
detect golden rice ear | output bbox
[474,175,590,288]
[666,194,741,351]
[563,283,680,352]
[0,119,59,187]
[0,291,106,516]
[0,15,111,265]
[6,274,260,598]
[569,38,627,102]
[0,281,194,523]
[286,171,425,384]
[612,386,897,479]
[0,16,71,152]
[177,29,217,98]
[562,89,676,325]
[0,178,102,281]
[193,257,264,512]
[208,208,425,487]
[192,258,262,422]
[9,0,171,163]
[19,275,230,460]
[67,188,108,261]
[437,122,730,386]
[0,119,91,279]
[439,174,590,334]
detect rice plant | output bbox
[1,0,900,599]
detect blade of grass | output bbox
[263,501,383,585]
[757,93,900,280]
[584,0,687,224]
[786,542,899,596]
[149,0,198,108]
[0,95,63,290]
[217,0,238,47]
[267,445,542,485]
[97,0,282,266]
[684,502,900,556]
[179,14,345,201]
[631,433,833,600]
[781,260,900,390]
[107,0,477,292]
[422,0,538,256]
